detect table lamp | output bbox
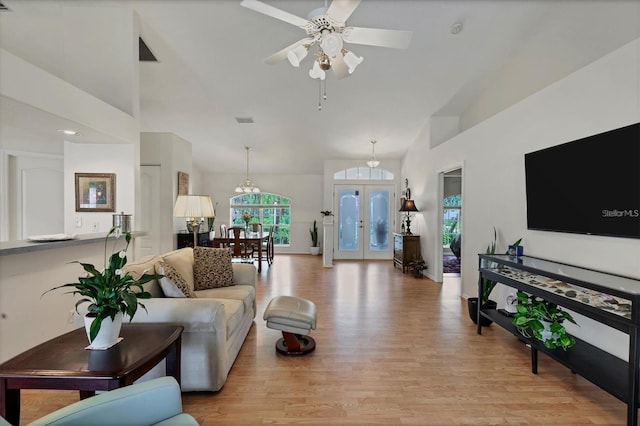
[173,195,215,247]
[399,199,419,235]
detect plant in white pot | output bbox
[44,227,161,348]
[512,291,577,350]
[309,220,320,255]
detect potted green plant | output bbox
[43,227,161,348]
[468,227,522,325]
[512,291,577,350]
[309,220,320,255]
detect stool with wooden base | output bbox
[263,295,317,356]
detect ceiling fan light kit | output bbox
[240,0,413,108]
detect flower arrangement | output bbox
[242,212,252,226]
[43,227,161,342]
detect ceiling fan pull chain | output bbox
[323,78,327,101]
[318,78,322,111]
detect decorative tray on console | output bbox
[493,266,632,319]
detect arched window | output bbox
[333,167,394,180]
[230,193,291,245]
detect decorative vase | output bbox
[310,246,320,256]
[84,313,123,349]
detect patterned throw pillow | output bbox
[193,247,234,290]
[155,261,197,298]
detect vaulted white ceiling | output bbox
[1,0,638,175]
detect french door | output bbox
[333,184,394,260]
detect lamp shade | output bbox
[399,199,418,212]
[173,195,215,218]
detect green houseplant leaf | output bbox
[480,227,522,305]
[43,226,162,342]
[511,291,577,351]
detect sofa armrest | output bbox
[27,377,198,426]
[232,263,256,287]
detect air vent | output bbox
[139,37,157,62]
[0,2,11,11]
[235,117,254,124]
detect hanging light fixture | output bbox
[235,147,261,193]
[366,140,380,168]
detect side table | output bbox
[0,324,183,425]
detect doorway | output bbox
[3,152,64,240]
[436,166,463,283]
[333,184,394,260]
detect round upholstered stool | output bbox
[263,295,317,356]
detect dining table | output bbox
[211,231,270,272]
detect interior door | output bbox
[333,184,393,260]
[8,153,64,239]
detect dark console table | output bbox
[477,254,640,425]
[393,233,421,273]
[177,232,210,248]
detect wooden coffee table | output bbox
[0,324,183,425]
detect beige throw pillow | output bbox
[162,248,195,291]
[155,261,197,298]
[193,247,234,290]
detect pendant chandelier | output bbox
[366,140,380,168]
[235,146,261,193]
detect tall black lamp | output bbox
[399,199,419,235]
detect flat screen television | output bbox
[524,122,640,239]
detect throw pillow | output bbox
[193,246,234,290]
[162,248,195,291]
[155,261,197,298]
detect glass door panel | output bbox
[334,184,393,260]
[335,187,362,258]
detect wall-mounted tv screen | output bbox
[525,122,640,239]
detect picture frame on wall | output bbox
[178,171,189,195]
[75,173,116,212]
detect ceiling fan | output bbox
[240,0,413,80]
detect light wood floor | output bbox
[19,255,626,425]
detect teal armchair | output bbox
[1,377,198,426]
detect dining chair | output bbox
[227,226,253,260]
[219,224,228,248]
[254,225,275,266]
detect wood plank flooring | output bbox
[18,255,626,425]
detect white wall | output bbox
[200,172,323,253]
[402,38,640,359]
[64,142,136,234]
[140,132,193,253]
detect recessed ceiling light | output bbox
[58,129,79,136]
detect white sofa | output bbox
[117,247,256,392]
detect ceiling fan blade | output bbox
[331,54,350,80]
[342,27,413,49]
[326,0,362,24]
[264,38,314,65]
[240,0,310,29]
